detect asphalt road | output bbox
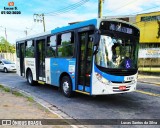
[0,72,160,121]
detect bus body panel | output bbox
[45,58,51,84]
[91,63,137,95]
[50,58,76,88]
[24,58,36,81]
[16,58,20,76]
[77,85,91,93]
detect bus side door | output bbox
[77,30,94,92]
[35,38,46,81]
[19,42,25,76]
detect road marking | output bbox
[138,81,160,87]
[136,90,160,97]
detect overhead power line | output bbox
[106,0,138,13]
[45,0,90,16]
[129,5,160,15]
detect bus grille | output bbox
[111,81,132,83]
[112,86,131,92]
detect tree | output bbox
[0,36,15,53]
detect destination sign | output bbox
[109,23,133,34]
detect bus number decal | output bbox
[68,61,75,73]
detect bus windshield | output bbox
[95,34,139,69]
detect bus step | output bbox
[75,90,90,95]
[37,81,45,84]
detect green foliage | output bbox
[59,41,73,57]
[0,36,15,53]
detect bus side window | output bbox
[16,43,20,58]
[57,32,74,58]
[46,36,56,57]
[25,40,34,58]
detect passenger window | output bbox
[57,32,74,57]
[16,43,20,57]
[25,40,34,57]
[46,36,56,57]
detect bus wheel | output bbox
[27,70,34,86]
[61,76,73,98]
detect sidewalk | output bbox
[138,74,160,86]
[0,85,70,128]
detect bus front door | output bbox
[36,39,45,81]
[77,32,93,92]
[19,43,25,76]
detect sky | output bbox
[0,0,159,44]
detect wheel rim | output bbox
[28,72,32,84]
[4,68,7,73]
[63,81,69,94]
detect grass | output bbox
[0,84,50,113]
[27,96,34,102]
[12,91,24,97]
[0,84,35,102]
[0,85,10,92]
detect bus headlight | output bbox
[95,73,110,85]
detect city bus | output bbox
[16,18,140,97]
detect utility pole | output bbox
[4,28,7,41]
[0,26,7,41]
[42,14,46,32]
[33,13,46,32]
[98,0,104,18]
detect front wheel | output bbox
[4,68,8,73]
[61,76,73,98]
[27,70,35,86]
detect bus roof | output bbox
[16,19,97,42]
[16,18,139,42]
[16,31,51,42]
[51,19,97,34]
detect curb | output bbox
[0,84,86,128]
[138,81,160,86]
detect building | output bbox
[136,11,160,73]
[103,15,136,23]
[136,11,160,48]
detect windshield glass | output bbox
[95,35,139,69]
[3,60,14,64]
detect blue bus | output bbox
[16,18,140,97]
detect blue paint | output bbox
[51,19,97,34]
[78,85,90,93]
[85,86,91,93]
[94,65,124,82]
[78,85,83,91]
[50,58,76,89]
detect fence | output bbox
[0,53,16,62]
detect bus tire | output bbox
[61,76,73,98]
[27,70,35,86]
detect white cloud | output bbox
[103,0,160,16]
[0,0,159,44]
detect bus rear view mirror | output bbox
[94,30,100,46]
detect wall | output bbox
[136,11,160,43]
[0,53,16,62]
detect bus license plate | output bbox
[119,86,126,90]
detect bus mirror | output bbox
[94,30,100,46]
